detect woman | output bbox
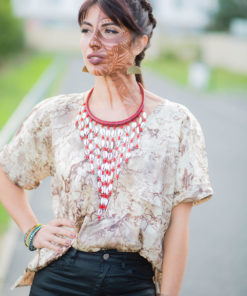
[0,0,214,295]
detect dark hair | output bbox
[78,0,157,85]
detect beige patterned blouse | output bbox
[0,90,214,294]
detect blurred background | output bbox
[0,0,246,295]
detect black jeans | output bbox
[29,247,156,296]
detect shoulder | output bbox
[144,88,197,122]
[30,90,90,123]
[16,91,89,135]
[34,91,89,115]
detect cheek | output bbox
[106,40,133,63]
[80,35,83,47]
[118,45,132,59]
[114,45,133,66]
[80,37,87,55]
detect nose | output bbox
[89,32,101,49]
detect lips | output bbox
[87,53,105,65]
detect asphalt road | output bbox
[1,54,247,296]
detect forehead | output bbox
[83,4,116,26]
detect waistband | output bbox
[71,246,140,256]
[69,247,148,263]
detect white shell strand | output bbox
[75,104,147,220]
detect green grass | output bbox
[209,67,247,92]
[143,57,189,86]
[143,56,247,94]
[0,50,55,129]
[0,204,10,235]
[0,50,55,235]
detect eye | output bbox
[81,28,90,33]
[104,29,119,34]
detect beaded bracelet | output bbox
[24,224,42,247]
[28,225,43,251]
[24,224,44,251]
[24,224,40,247]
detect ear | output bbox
[132,34,149,57]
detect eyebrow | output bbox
[82,21,92,27]
[101,22,121,28]
[81,21,121,28]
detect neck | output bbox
[90,73,142,111]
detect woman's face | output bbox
[80,4,139,76]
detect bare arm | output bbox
[0,165,38,234]
[160,201,193,296]
[0,165,75,251]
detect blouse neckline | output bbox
[79,90,166,130]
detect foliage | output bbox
[209,0,247,31]
[0,0,25,58]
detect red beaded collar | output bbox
[85,82,145,126]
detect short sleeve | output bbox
[173,107,214,208]
[0,99,54,190]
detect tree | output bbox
[209,0,247,31]
[0,0,24,58]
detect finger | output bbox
[50,226,76,239]
[50,218,75,228]
[43,241,62,252]
[49,234,72,247]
